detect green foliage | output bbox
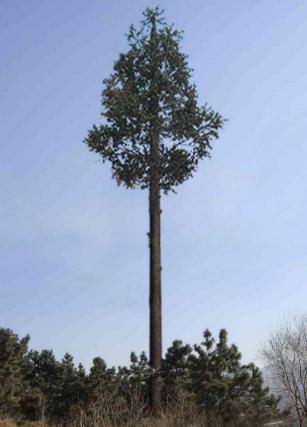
[54,353,86,421]
[0,329,32,420]
[26,350,88,422]
[0,326,280,425]
[26,349,61,417]
[161,329,278,424]
[88,356,107,390]
[188,329,278,422]
[84,7,224,193]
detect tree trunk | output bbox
[149,128,162,415]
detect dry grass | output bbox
[0,420,16,427]
[0,417,289,427]
[0,422,43,427]
[0,386,282,427]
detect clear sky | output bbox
[1,0,306,369]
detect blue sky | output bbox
[1,0,306,369]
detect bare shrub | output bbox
[70,381,147,427]
[262,314,307,426]
[69,378,271,427]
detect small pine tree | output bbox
[89,357,107,387]
[188,329,279,423]
[0,328,31,420]
[56,353,81,421]
[27,349,57,420]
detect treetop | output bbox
[84,7,224,193]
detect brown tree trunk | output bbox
[149,129,162,415]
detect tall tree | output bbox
[84,7,224,413]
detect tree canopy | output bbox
[84,7,224,193]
